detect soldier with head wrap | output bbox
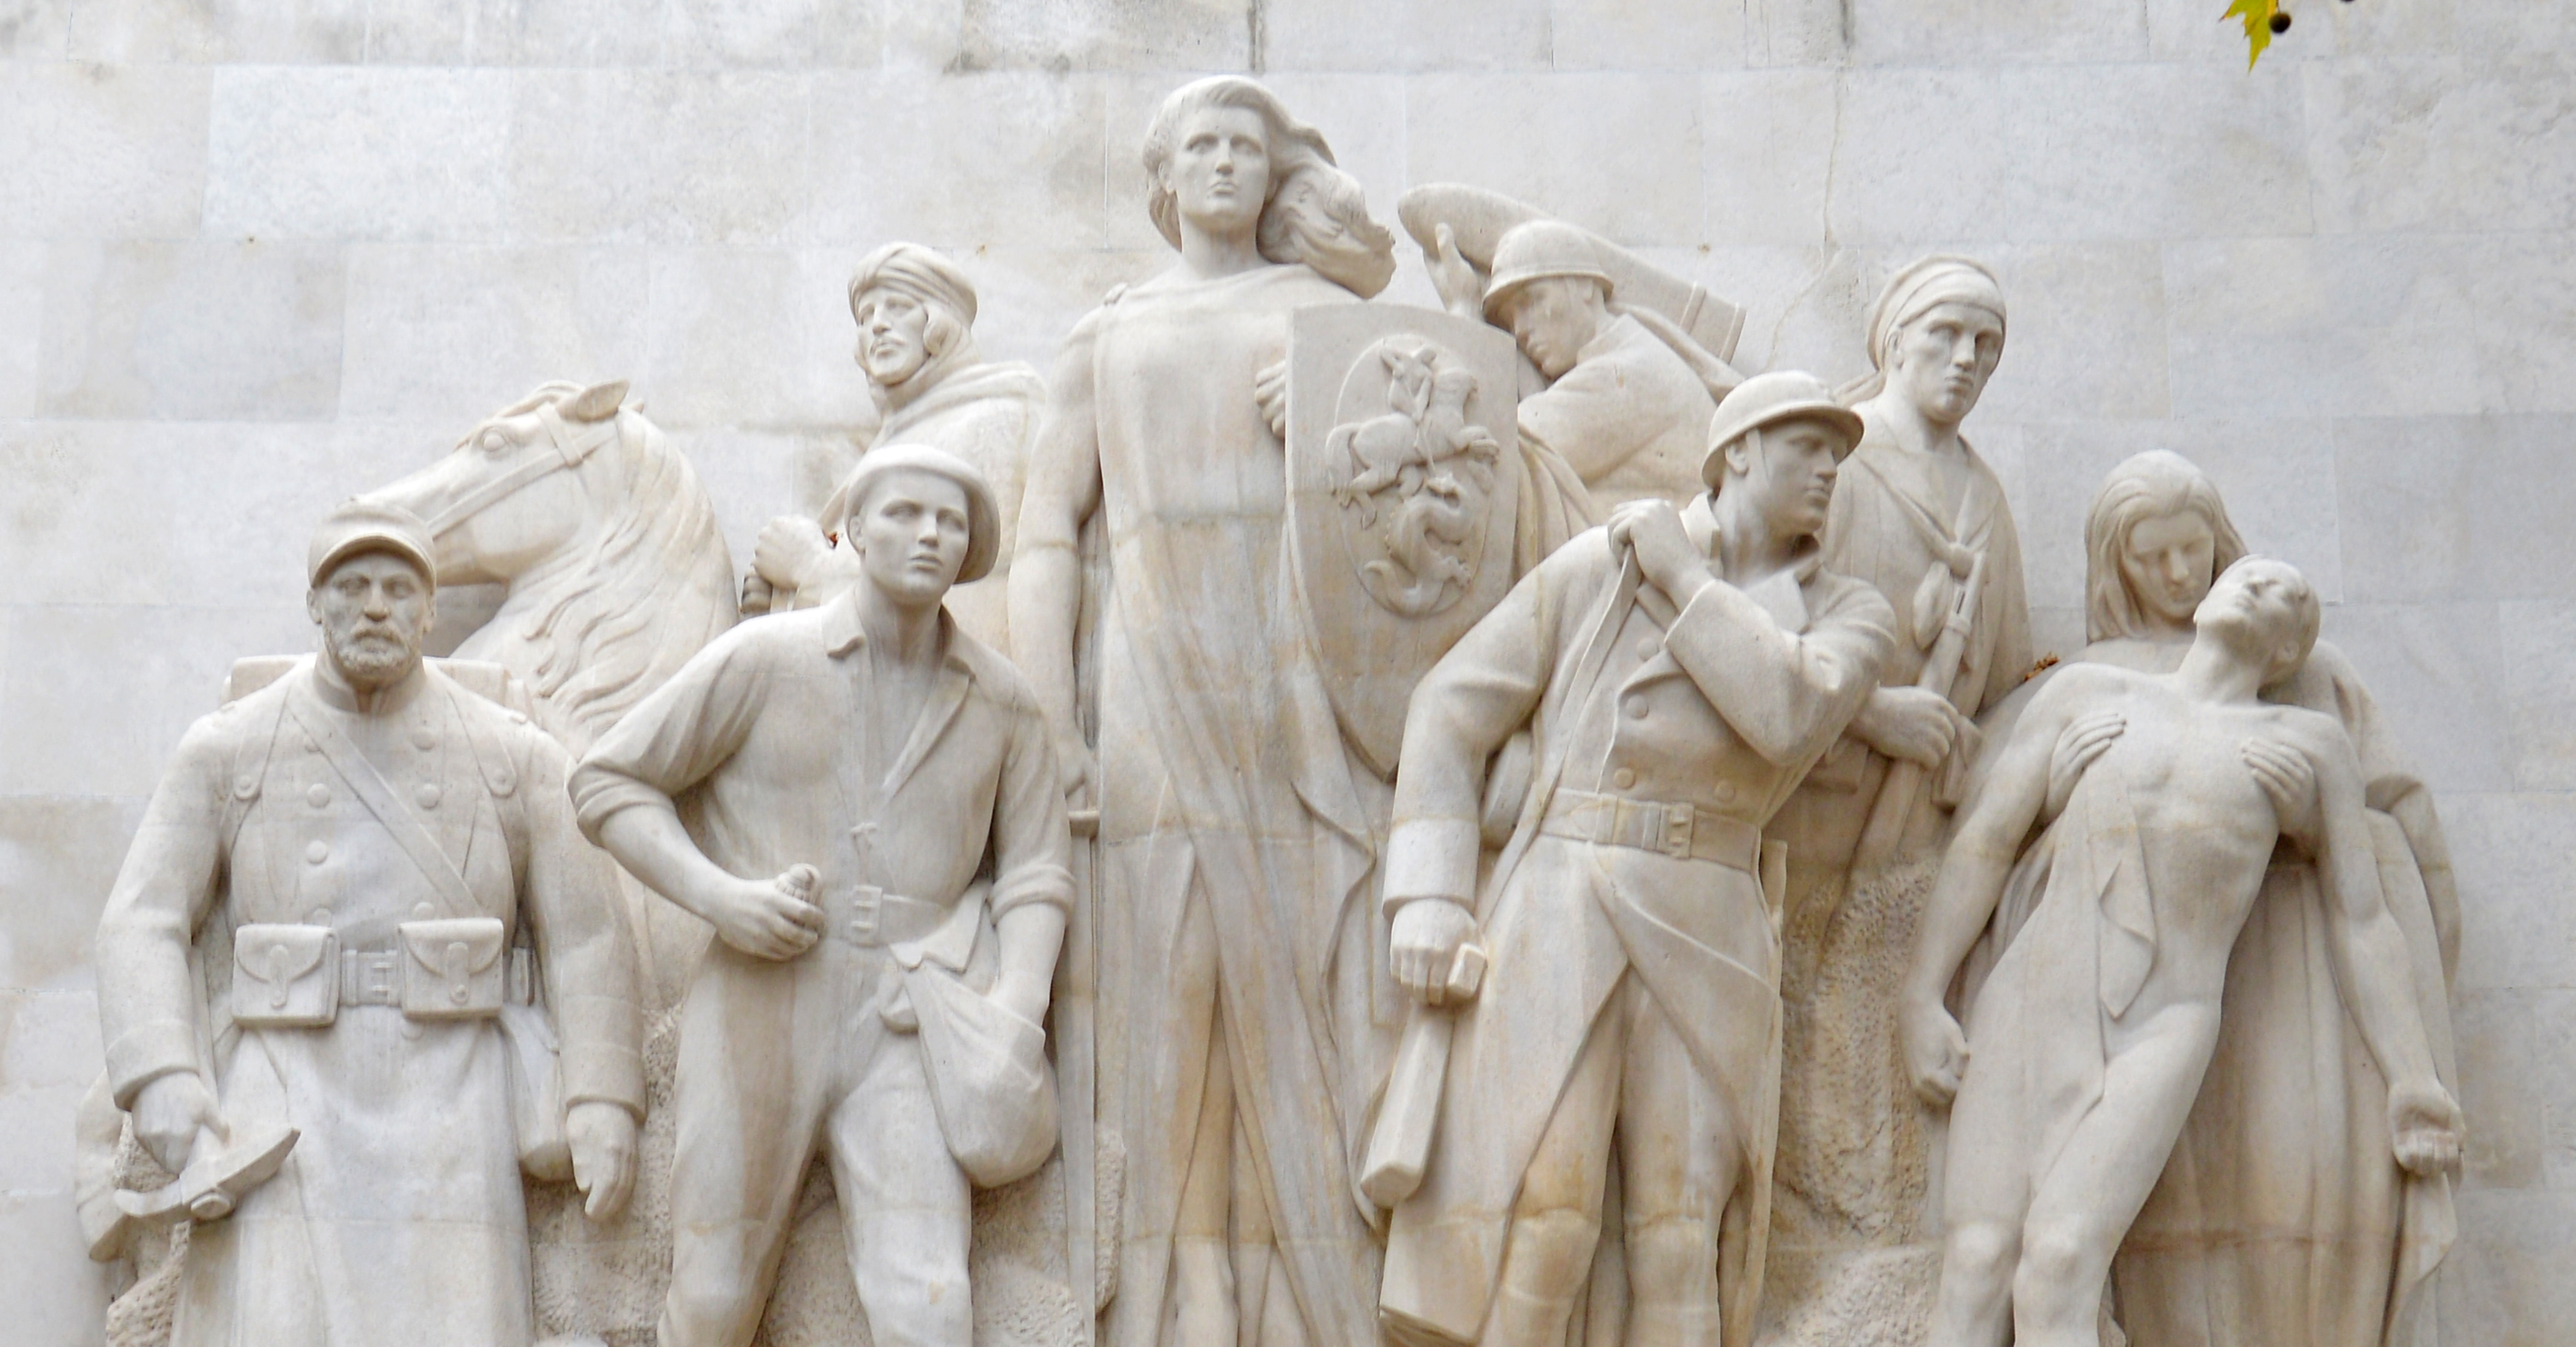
[749,241,1047,648]
[1758,255,2036,1341]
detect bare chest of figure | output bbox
[2099,686,2292,963]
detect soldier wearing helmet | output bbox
[1431,217,1740,510]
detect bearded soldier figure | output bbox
[94,500,644,1347]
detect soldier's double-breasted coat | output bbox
[94,658,642,1347]
[1378,496,1894,1344]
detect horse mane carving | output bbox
[376,381,739,753]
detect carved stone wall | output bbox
[4,1,2572,1342]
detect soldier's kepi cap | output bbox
[1701,371,1866,491]
[307,498,438,588]
[1482,219,1614,324]
[821,444,1003,585]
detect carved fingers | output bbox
[1427,223,1487,321]
[2045,710,2126,818]
[1255,360,1289,442]
[752,514,833,592]
[131,1071,226,1176]
[1901,1000,1970,1111]
[1388,899,1477,1007]
[1607,499,1706,609]
[1857,685,1966,770]
[566,1100,639,1222]
[2388,1082,2465,1177]
[710,864,825,961]
[2240,737,2321,850]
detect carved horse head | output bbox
[361,380,738,753]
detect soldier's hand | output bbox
[567,1100,639,1221]
[132,1071,226,1176]
[2241,737,2320,851]
[753,514,833,592]
[1389,899,1477,1007]
[1854,685,1966,769]
[1607,499,1710,611]
[2045,710,2126,817]
[706,864,825,961]
[1058,733,1098,804]
[1255,360,1289,441]
[1901,997,1970,1110]
[1426,224,1487,321]
[2389,1082,2464,1177]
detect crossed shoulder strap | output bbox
[288,678,483,923]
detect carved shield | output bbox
[1288,303,1522,776]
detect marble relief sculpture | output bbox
[748,244,1048,651]
[92,502,645,1347]
[1375,372,1892,1347]
[1759,255,2032,1340]
[1904,554,2462,1347]
[575,446,1072,1346]
[1009,75,1408,1347]
[1407,188,1746,510]
[75,65,2481,1347]
[1960,451,2462,1346]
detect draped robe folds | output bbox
[1963,639,2460,1347]
[1075,264,1394,1347]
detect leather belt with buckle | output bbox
[1540,788,1762,872]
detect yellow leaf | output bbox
[2223,0,2277,68]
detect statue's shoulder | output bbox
[1808,566,1898,629]
[946,624,1041,714]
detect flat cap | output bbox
[308,499,437,587]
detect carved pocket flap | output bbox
[397,916,507,1020]
[232,923,340,1028]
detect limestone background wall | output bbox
[3,0,2570,1342]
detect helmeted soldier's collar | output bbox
[820,588,973,674]
[306,654,431,716]
[1682,493,1826,587]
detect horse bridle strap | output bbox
[424,403,621,537]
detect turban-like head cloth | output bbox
[1840,254,2008,403]
[848,242,980,326]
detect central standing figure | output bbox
[1010,76,1401,1347]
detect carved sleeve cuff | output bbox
[1382,817,1481,913]
[106,1021,201,1110]
[553,993,646,1112]
[990,863,1077,919]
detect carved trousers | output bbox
[1486,972,1742,1347]
[658,943,970,1347]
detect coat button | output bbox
[1715,782,1737,804]
[412,727,437,751]
[1626,698,1648,720]
[1611,767,1636,790]
[308,907,331,923]
[302,734,320,753]
[306,783,331,809]
[1635,636,1659,661]
[415,783,443,810]
[305,840,329,865]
